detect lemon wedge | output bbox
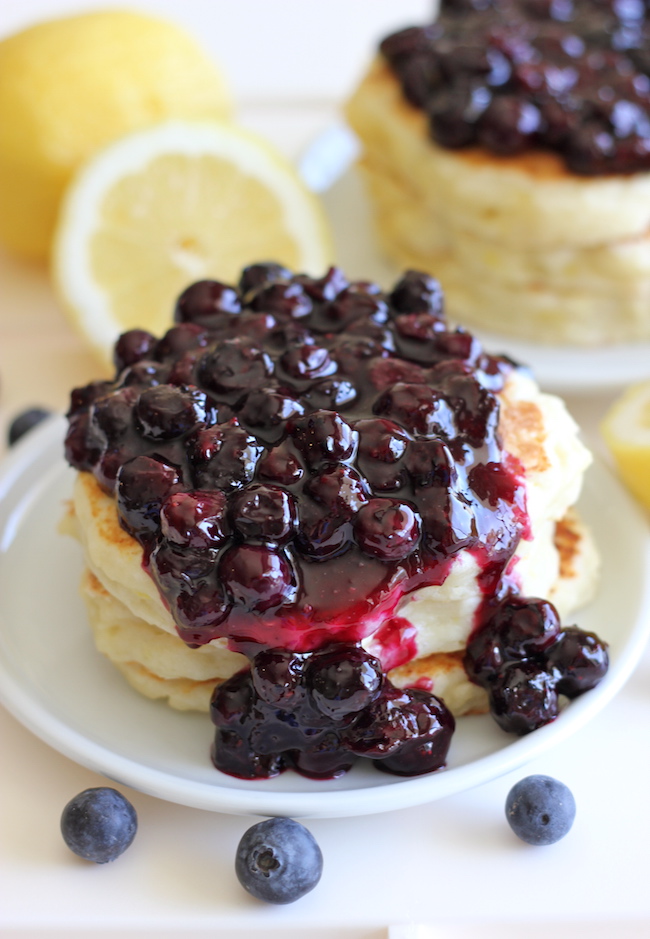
[52,120,333,368]
[601,380,650,510]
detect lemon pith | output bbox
[52,120,333,367]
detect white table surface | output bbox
[2,2,650,936]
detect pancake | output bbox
[65,366,598,717]
[345,56,650,345]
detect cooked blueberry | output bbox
[478,96,542,153]
[8,407,52,445]
[489,661,559,735]
[295,500,353,561]
[505,775,576,846]
[374,688,455,776]
[345,684,415,758]
[210,668,255,725]
[239,387,305,443]
[252,648,305,707]
[160,490,229,548]
[249,281,312,319]
[374,382,455,438]
[314,287,388,332]
[116,360,170,389]
[190,418,263,491]
[64,412,100,471]
[67,380,113,417]
[230,484,297,544]
[134,385,208,440]
[232,311,278,343]
[60,788,137,863]
[113,329,157,372]
[290,735,357,779]
[174,279,241,327]
[356,418,410,491]
[239,262,292,295]
[219,544,297,612]
[257,440,305,484]
[355,498,420,561]
[429,84,481,148]
[367,358,426,391]
[197,338,273,396]
[405,438,454,488]
[90,387,138,444]
[280,345,336,381]
[155,323,209,361]
[432,328,481,364]
[174,578,231,644]
[304,464,370,515]
[380,25,434,62]
[116,455,181,536]
[235,817,323,904]
[306,646,382,719]
[430,361,497,445]
[292,265,348,301]
[491,596,562,660]
[546,626,609,697]
[292,410,357,467]
[304,378,358,410]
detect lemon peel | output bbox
[601,380,650,510]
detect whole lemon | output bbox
[0,10,232,260]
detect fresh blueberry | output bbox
[8,407,52,445]
[235,817,323,904]
[505,775,576,846]
[60,787,137,863]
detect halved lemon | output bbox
[601,380,650,510]
[52,120,333,368]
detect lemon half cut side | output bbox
[601,380,650,511]
[52,120,333,368]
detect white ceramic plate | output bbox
[1,415,649,818]
[299,123,650,395]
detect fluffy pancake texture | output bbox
[66,367,597,716]
[345,60,650,345]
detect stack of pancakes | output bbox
[346,59,650,346]
[63,366,598,718]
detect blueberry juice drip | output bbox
[63,263,607,779]
[380,0,650,175]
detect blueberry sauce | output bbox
[380,0,650,175]
[64,263,608,777]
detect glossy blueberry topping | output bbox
[380,0,650,174]
[64,262,607,778]
[211,643,454,779]
[465,596,608,734]
[175,279,241,328]
[114,329,157,372]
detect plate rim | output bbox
[1,415,649,818]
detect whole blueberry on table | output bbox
[235,817,323,903]
[505,775,576,846]
[60,787,137,863]
[8,407,52,445]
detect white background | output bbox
[1,2,650,937]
